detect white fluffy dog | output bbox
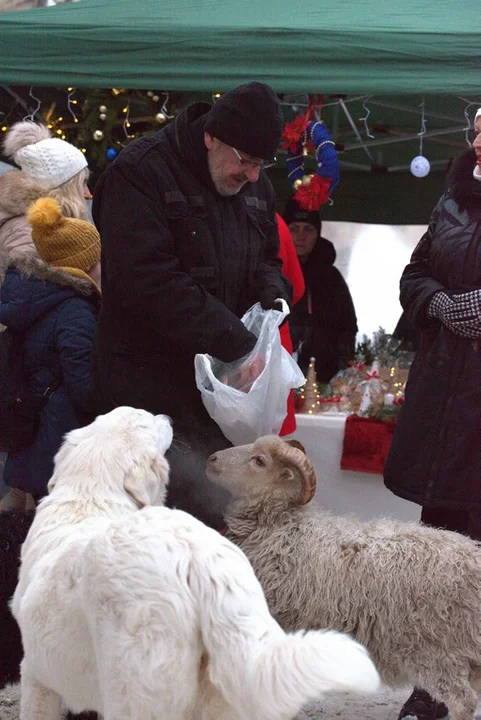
[12,407,380,720]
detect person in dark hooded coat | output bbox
[384,109,481,720]
[283,198,357,383]
[0,198,100,501]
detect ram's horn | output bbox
[281,443,316,505]
[285,438,306,454]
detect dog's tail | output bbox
[192,540,380,720]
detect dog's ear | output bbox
[123,462,154,507]
[123,454,169,507]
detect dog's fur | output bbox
[12,407,379,720]
[207,435,481,720]
[0,508,96,720]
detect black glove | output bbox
[259,287,291,313]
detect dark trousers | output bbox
[421,505,481,541]
[165,413,232,531]
[401,505,481,718]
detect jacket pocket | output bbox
[168,214,221,293]
[245,203,274,239]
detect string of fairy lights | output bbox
[0,88,478,177]
[0,87,178,166]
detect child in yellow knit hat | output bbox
[28,196,101,295]
[0,198,101,510]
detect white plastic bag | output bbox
[194,300,305,445]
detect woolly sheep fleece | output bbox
[208,436,481,720]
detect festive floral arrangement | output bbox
[296,328,413,419]
[321,359,409,418]
[281,96,340,211]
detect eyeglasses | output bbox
[230,145,276,170]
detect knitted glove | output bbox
[428,290,481,338]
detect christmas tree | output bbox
[300,357,320,414]
[0,85,186,184]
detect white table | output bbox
[285,413,419,522]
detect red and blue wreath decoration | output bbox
[282,98,339,211]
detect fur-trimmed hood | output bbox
[0,170,45,258]
[0,170,44,224]
[0,251,98,333]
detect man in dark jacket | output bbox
[384,111,481,720]
[92,82,291,529]
[283,198,357,383]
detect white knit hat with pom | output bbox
[3,121,87,191]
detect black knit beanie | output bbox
[204,82,283,162]
[283,196,321,236]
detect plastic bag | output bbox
[194,300,305,445]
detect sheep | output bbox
[206,435,481,720]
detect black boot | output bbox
[397,688,449,720]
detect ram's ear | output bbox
[284,439,306,454]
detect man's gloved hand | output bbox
[259,287,291,313]
[428,289,481,338]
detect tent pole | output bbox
[344,125,467,151]
[1,86,29,112]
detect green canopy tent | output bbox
[0,0,479,222]
[0,0,479,93]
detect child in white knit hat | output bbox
[0,120,91,259]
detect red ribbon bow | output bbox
[294,174,331,211]
[349,360,366,372]
[319,396,342,404]
[281,94,324,153]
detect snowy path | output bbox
[3,683,481,719]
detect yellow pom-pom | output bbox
[27,197,63,229]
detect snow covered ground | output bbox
[3,682,481,719]
[0,684,408,719]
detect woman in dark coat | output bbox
[384,109,481,720]
[283,199,357,383]
[0,198,100,501]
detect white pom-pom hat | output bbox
[14,137,88,191]
[3,121,87,192]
